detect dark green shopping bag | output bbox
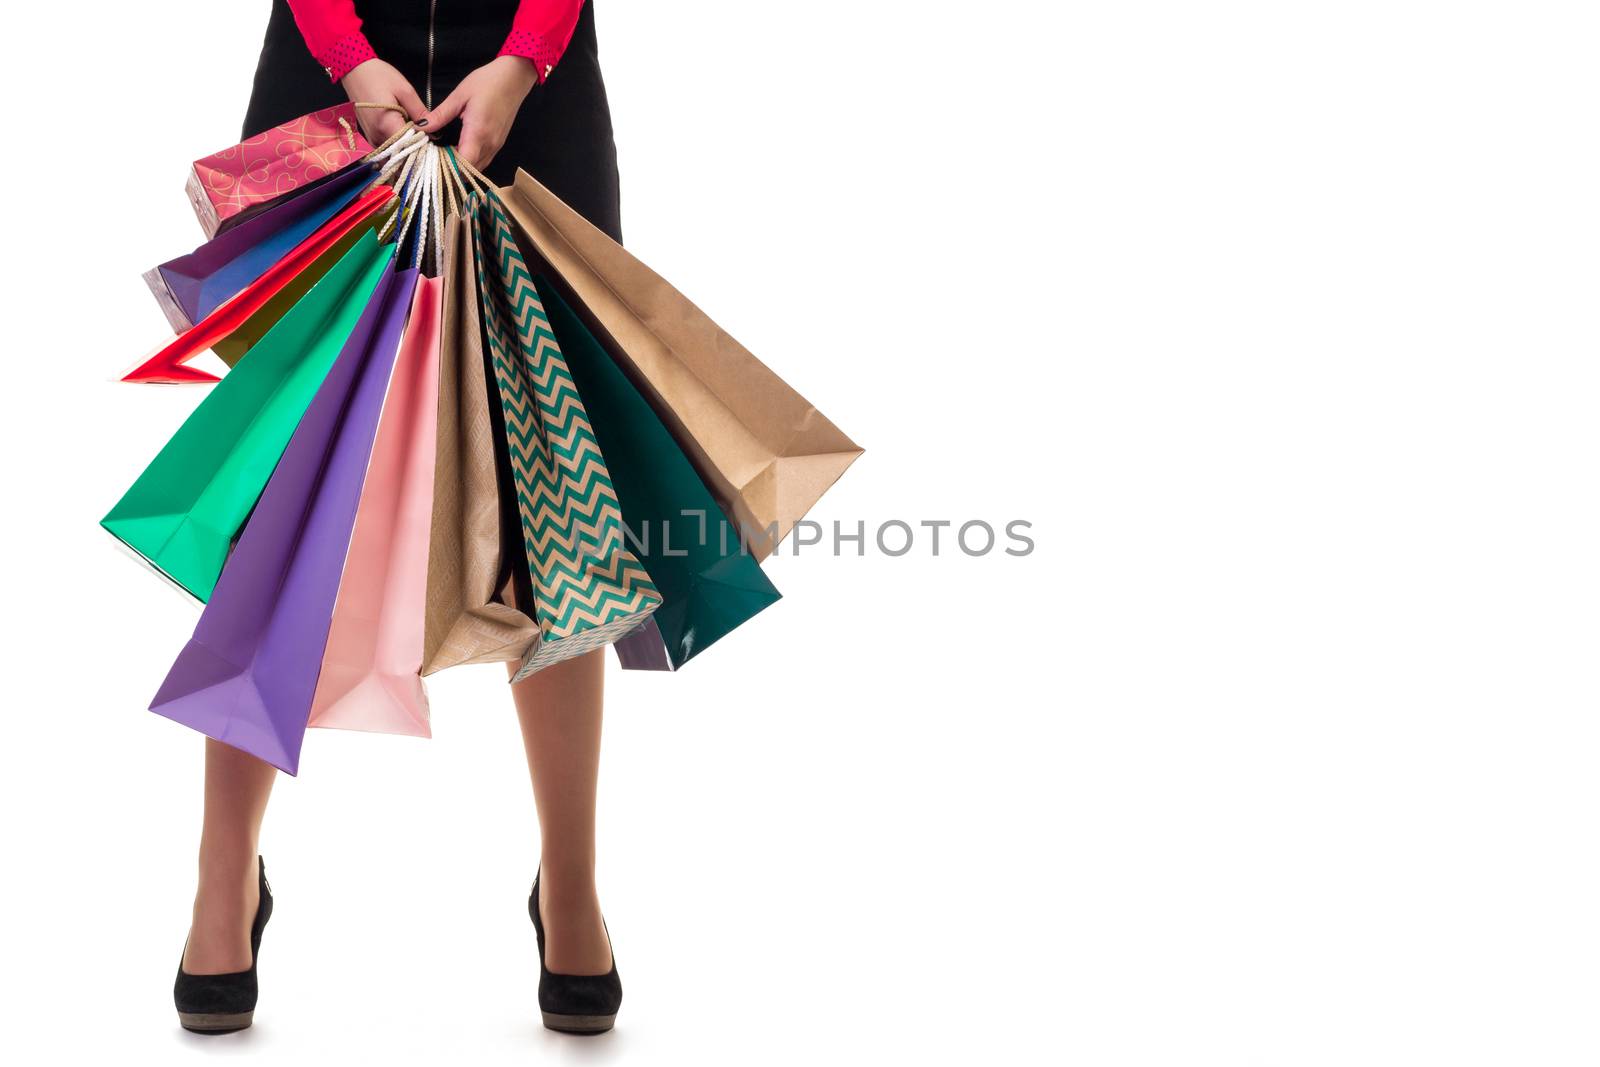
[536,277,782,668]
[102,231,393,601]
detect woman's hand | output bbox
[424,56,540,171]
[340,60,428,145]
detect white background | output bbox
[2,1,1597,1064]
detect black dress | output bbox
[242,0,622,242]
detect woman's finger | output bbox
[478,134,505,171]
[458,129,485,169]
[392,81,428,122]
[424,86,469,130]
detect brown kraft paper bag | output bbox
[421,213,541,674]
[498,170,863,560]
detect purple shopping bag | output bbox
[613,618,672,671]
[149,261,418,774]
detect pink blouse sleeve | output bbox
[498,1,586,84]
[286,0,585,86]
[285,0,377,83]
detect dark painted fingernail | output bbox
[416,118,430,127]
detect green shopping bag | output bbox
[470,194,662,681]
[537,278,782,668]
[102,230,393,601]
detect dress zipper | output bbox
[425,0,438,109]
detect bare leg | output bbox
[181,739,276,974]
[508,649,614,974]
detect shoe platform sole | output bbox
[178,1010,254,1033]
[542,1011,616,1034]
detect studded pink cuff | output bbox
[317,32,378,83]
[498,30,564,84]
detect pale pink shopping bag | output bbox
[308,276,445,736]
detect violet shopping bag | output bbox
[102,230,393,601]
[308,275,444,736]
[470,193,662,681]
[613,617,672,671]
[421,212,540,674]
[150,264,417,774]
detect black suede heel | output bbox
[529,870,622,1034]
[174,856,273,1034]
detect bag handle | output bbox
[385,143,460,274]
[376,138,426,244]
[439,145,462,218]
[440,146,471,207]
[431,146,448,265]
[351,104,498,272]
[352,102,414,153]
[453,153,496,199]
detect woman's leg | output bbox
[508,648,616,974]
[181,739,277,973]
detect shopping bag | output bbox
[209,215,379,368]
[150,265,418,774]
[123,185,396,383]
[102,231,394,600]
[613,617,673,671]
[187,103,371,238]
[498,170,862,559]
[471,195,662,681]
[538,277,781,668]
[145,162,376,333]
[201,128,439,370]
[308,274,444,736]
[422,213,540,674]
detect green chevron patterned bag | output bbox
[469,193,662,682]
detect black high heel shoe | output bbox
[529,871,622,1034]
[174,856,273,1034]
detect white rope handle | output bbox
[350,115,479,273]
[372,132,429,187]
[387,154,426,253]
[376,143,424,244]
[413,148,437,270]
